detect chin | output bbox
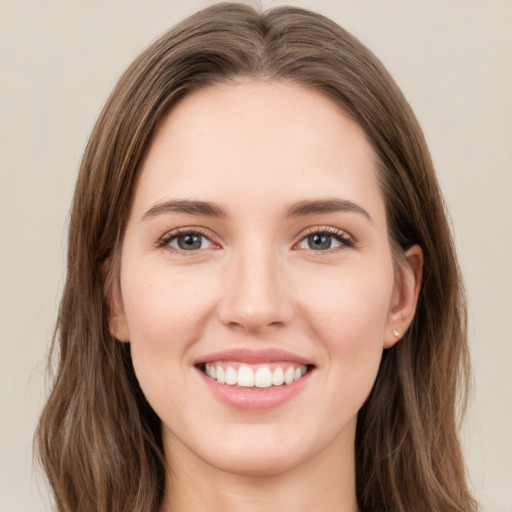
[193,425,322,478]
[206,448,303,478]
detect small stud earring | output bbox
[113,327,119,334]
[392,329,399,338]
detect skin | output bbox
[110,81,423,512]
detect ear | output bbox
[384,244,423,348]
[103,259,130,343]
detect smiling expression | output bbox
[111,80,418,478]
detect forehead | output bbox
[132,80,385,224]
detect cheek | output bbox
[120,262,216,366]
[298,263,394,388]
[119,262,220,423]
[301,264,393,341]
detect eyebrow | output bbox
[141,197,371,222]
[285,198,371,221]
[141,199,227,221]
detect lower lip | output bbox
[198,368,312,410]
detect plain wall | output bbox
[1,1,511,511]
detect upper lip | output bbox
[194,348,314,366]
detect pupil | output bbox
[309,233,331,250]
[178,234,201,250]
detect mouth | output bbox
[197,361,315,390]
[194,349,315,409]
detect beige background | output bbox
[1,1,511,511]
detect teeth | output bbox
[216,366,225,384]
[284,367,295,385]
[255,366,273,388]
[204,363,308,388]
[225,366,237,385]
[272,367,284,386]
[237,366,254,387]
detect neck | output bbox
[160,424,359,512]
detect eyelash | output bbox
[157,227,218,255]
[296,226,355,252]
[157,226,355,255]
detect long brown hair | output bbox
[36,3,476,511]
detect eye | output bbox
[159,229,215,253]
[296,228,354,251]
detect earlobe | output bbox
[108,291,130,342]
[103,259,130,343]
[384,244,423,348]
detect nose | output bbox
[217,244,294,334]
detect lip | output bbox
[194,348,315,410]
[194,348,314,366]
[197,367,313,410]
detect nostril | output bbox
[217,278,294,333]
[226,321,249,333]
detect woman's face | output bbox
[113,81,420,477]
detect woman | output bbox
[36,3,477,511]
